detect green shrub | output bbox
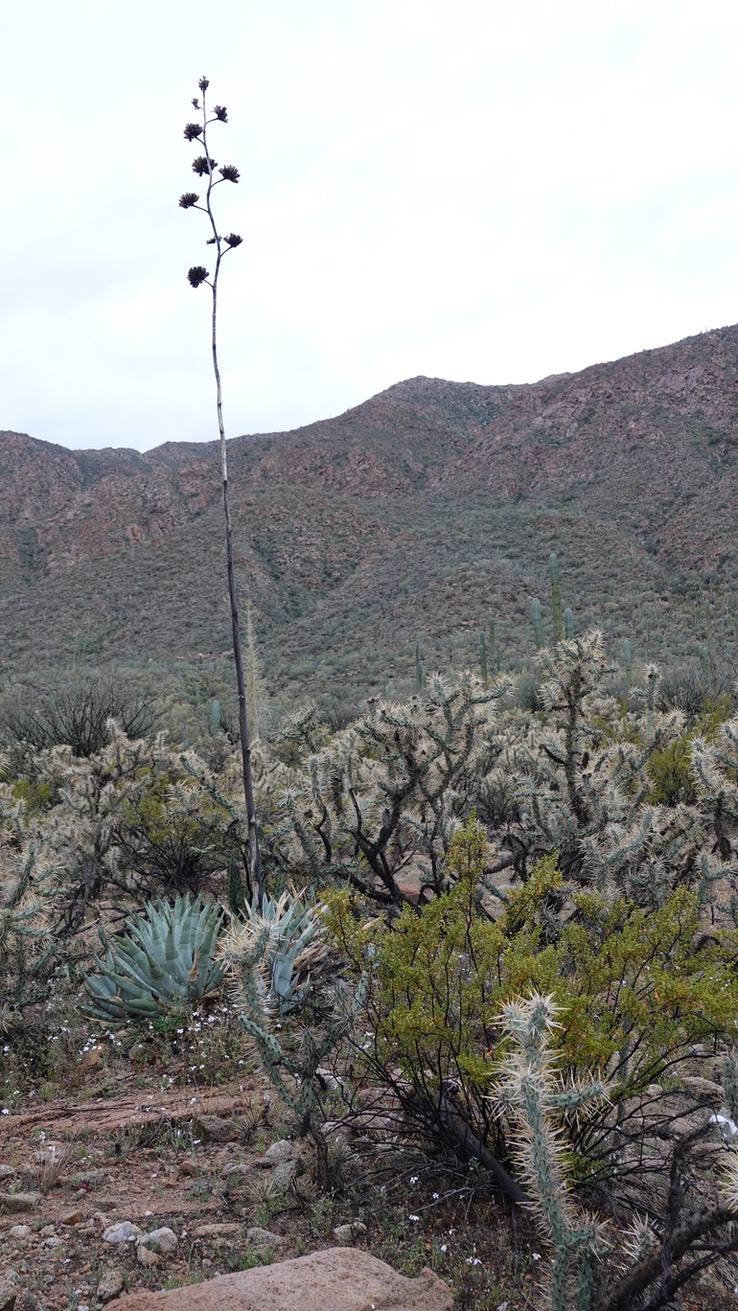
[327,819,738,1194]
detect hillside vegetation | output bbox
[4,633,738,1306]
[2,323,738,713]
[4,327,738,1307]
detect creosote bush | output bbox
[327,822,738,1191]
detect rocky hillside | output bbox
[2,323,738,707]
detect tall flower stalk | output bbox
[179,76,263,907]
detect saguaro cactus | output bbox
[549,553,564,645]
[531,598,544,650]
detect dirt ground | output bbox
[2,1063,738,1311]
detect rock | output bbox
[177,1161,197,1177]
[669,1111,713,1138]
[0,1280,16,1311]
[270,1159,300,1191]
[681,1075,724,1100]
[0,1165,16,1180]
[332,1223,367,1245]
[136,1245,159,1269]
[97,1270,125,1303]
[196,1116,242,1145]
[261,1139,295,1165]
[41,1235,63,1249]
[138,1227,178,1254]
[8,1225,30,1240]
[105,1247,453,1310]
[191,1224,242,1240]
[0,1191,41,1213]
[61,1208,85,1225]
[245,1227,286,1248]
[104,1221,142,1243]
[39,1224,56,1237]
[223,1164,250,1178]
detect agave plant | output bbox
[81,893,225,1022]
[220,886,329,1015]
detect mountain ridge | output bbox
[3,323,738,707]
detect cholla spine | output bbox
[491,993,610,1311]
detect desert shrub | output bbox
[645,735,696,805]
[0,722,244,934]
[327,820,738,1202]
[0,674,159,757]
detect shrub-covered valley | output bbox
[4,325,738,1310]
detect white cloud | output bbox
[2,0,737,449]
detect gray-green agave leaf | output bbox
[220,886,329,1016]
[80,893,225,1022]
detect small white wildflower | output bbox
[432,1191,439,1199]
[408,1214,420,1222]
[532,1252,541,1261]
[439,1243,448,1252]
[409,1175,418,1184]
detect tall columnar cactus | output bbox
[622,638,633,683]
[488,618,498,674]
[549,553,564,645]
[415,639,425,692]
[531,598,544,651]
[563,607,574,640]
[491,994,610,1311]
[479,631,489,688]
[209,697,222,734]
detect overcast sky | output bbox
[3,0,737,452]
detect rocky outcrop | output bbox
[108,1247,453,1311]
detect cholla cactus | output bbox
[0,845,66,1032]
[482,632,704,904]
[219,885,329,1014]
[6,721,238,931]
[692,717,738,858]
[228,916,367,1186]
[276,669,508,906]
[490,993,611,1311]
